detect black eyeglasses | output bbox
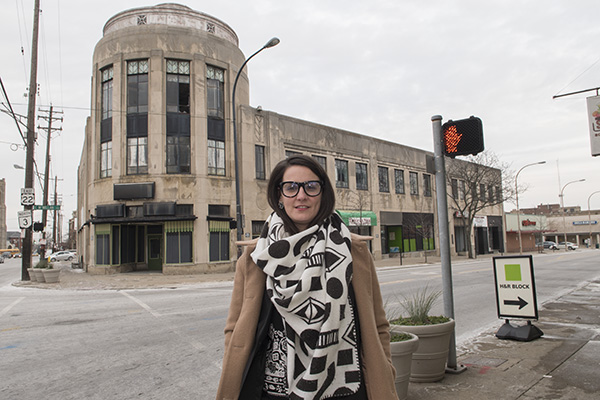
[279,180,323,198]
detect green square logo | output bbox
[505,264,522,281]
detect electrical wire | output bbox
[16,0,30,82]
[554,57,600,98]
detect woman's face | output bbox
[279,165,322,232]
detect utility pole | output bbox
[38,106,63,259]
[22,0,41,280]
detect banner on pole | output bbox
[586,95,600,156]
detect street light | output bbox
[231,37,280,246]
[588,190,600,248]
[515,161,546,254]
[560,179,585,251]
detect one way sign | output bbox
[493,255,539,320]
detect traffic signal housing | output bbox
[442,116,484,157]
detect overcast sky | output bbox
[2,0,599,233]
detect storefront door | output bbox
[148,234,162,271]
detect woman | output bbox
[216,155,397,399]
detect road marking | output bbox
[120,292,161,317]
[380,278,417,286]
[0,297,25,318]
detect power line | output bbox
[554,57,600,98]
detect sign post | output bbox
[493,255,543,341]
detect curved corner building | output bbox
[78,3,248,273]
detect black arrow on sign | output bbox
[504,297,528,310]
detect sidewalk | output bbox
[13,251,600,399]
[407,278,600,399]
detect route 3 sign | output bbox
[21,188,35,206]
[493,255,539,320]
[18,210,33,229]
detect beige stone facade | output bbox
[77,3,505,274]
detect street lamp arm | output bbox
[559,178,586,251]
[231,37,280,245]
[515,160,545,255]
[232,37,281,109]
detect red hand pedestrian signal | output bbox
[442,116,484,157]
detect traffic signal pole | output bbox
[432,115,465,373]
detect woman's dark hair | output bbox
[267,154,336,234]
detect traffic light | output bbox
[33,222,44,232]
[442,116,484,157]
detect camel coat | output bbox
[216,235,397,400]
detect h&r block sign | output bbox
[493,255,539,320]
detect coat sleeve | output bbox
[223,254,247,350]
[217,245,265,400]
[351,239,398,399]
[368,252,393,364]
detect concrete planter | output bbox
[42,268,60,283]
[27,268,37,282]
[391,319,455,382]
[33,269,46,283]
[389,329,419,400]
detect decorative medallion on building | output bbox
[137,15,147,25]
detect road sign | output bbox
[18,210,33,229]
[20,188,35,206]
[493,255,539,320]
[33,204,61,210]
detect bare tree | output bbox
[445,151,515,258]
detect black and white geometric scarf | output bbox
[251,212,361,399]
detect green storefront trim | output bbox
[336,210,378,227]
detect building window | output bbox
[206,65,224,118]
[356,163,368,190]
[335,159,349,188]
[423,174,432,197]
[395,169,405,194]
[127,60,148,175]
[313,155,327,172]
[255,145,266,180]
[488,185,494,202]
[459,180,466,200]
[206,65,226,178]
[378,166,389,192]
[127,137,148,175]
[100,142,112,180]
[165,221,193,264]
[496,186,501,202]
[286,150,302,158]
[252,220,266,239]
[100,66,113,178]
[96,227,110,265]
[409,171,419,195]
[166,59,190,174]
[452,179,459,199]
[208,205,230,262]
[208,139,225,175]
[480,183,486,200]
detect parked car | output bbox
[557,241,578,250]
[543,241,558,250]
[47,250,76,262]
